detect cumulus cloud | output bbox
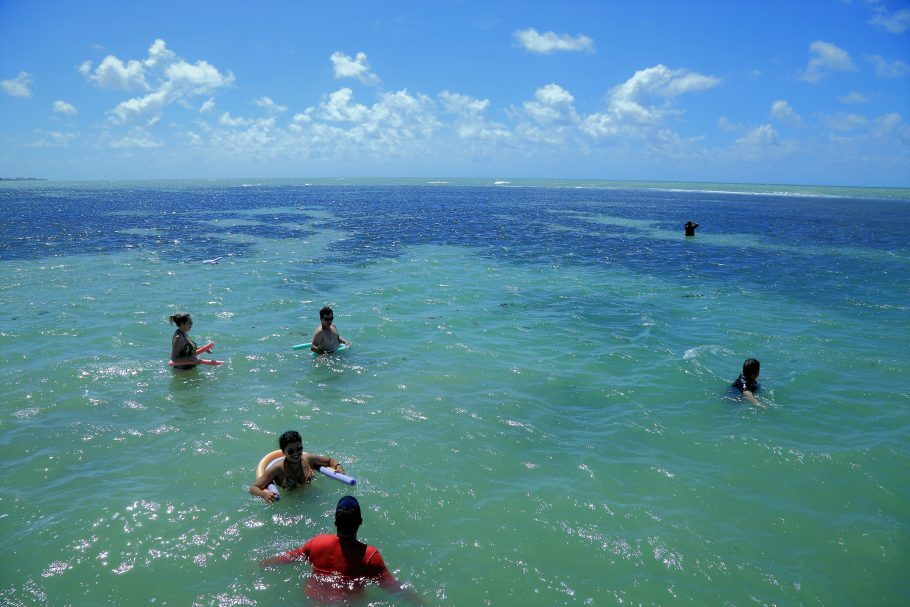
[255,96,288,113]
[104,127,164,148]
[81,55,149,90]
[770,100,803,128]
[330,51,380,85]
[868,54,910,78]
[514,28,594,54]
[440,90,510,140]
[27,130,77,148]
[200,98,215,113]
[1,71,34,97]
[523,84,579,124]
[729,124,795,160]
[606,64,719,124]
[798,41,857,83]
[824,112,869,132]
[868,6,910,33]
[717,116,742,132]
[80,39,234,125]
[319,88,371,122]
[838,91,870,104]
[53,100,77,115]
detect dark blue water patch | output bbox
[0,185,316,262]
[2,184,908,312]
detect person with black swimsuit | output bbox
[169,312,199,370]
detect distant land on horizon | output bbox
[0,177,46,181]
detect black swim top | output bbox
[732,373,758,393]
[175,329,197,358]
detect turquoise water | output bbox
[1,180,908,606]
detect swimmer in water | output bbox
[169,312,199,370]
[684,220,700,236]
[249,430,345,503]
[260,495,423,604]
[311,306,350,354]
[732,358,766,409]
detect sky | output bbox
[1,0,909,186]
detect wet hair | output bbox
[168,313,192,326]
[278,430,302,451]
[334,495,363,536]
[319,306,333,320]
[743,358,761,378]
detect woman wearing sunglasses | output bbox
[250,430,346,503]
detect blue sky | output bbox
[1,0,908,185]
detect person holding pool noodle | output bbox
[249,430,346,503]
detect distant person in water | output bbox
[249,430,345,503]
[732,358,765,408]
[311,306,349,354]
[261,495,423,604]
[684,221,700,236]
[169,312,198,370]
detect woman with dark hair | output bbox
[169,312,198,370]
[249,430,346,503]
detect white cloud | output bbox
[105,127,164,148]
[872,113,910,141]
[200,98,215,113]
[770,100,803,128]
[868,54,910,78]
[27,130,77,148]
[523,84,579,124]
[319,88,371,122]
[109,90,168,125]
[53,100,77,115]
[838,91,870,104]
[219,112,252,127]
[144,38,176,68]
[440,90,510,140]
[607,64,720,124]
[869,6,910,33]
[717,116,742,132]
[330,51,380,86]
[729,124,796,161]
[255,96,288,113]
[823,112,869,132]
[514,28,594,54]
[798,41,857,83]
[83,55,149,90]
[80,39,234,125]
[2,71,34,97]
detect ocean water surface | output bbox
[1,179,908,606]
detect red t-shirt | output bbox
[264,534,398,601]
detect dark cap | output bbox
[336,495,360,514]
[335,495,362,534]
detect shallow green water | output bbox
[1,183,908,606]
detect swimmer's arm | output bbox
[308,454,345,475]
[249,468,281,503]
[331,325,350,346]
[743,390,767,409]
[260,542,311,566]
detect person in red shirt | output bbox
[260,496,422,604]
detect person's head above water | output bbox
[335,495,363,538]
[168,312,192,328]
[742,358,760,380]
[279,430,302,452]
[319,306,334,322]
